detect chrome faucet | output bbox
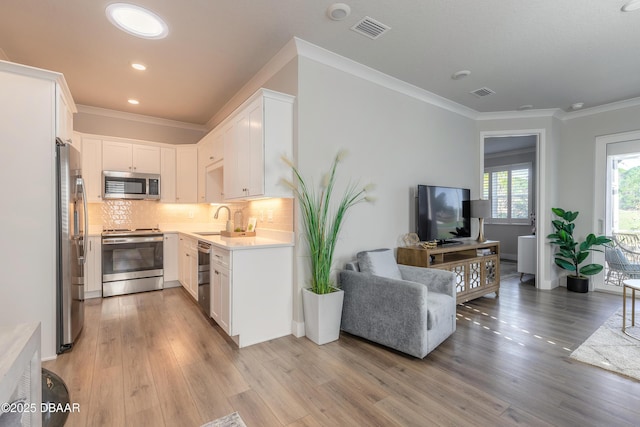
[214,205,231,220]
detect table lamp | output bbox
[470,199,490,242]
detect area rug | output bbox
[201,412,247,427]
[570,308,640,381]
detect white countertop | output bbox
[88,225,294,250]
[175,230,294,250]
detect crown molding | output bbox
[476,108,562,121]
[205,38,299,130]
[476,96,640,122]
[560,96,640,120]
[76,104,207,132]
[205,36,640,129]
[293,37,478,120]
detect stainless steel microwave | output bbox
[102,171,160,200]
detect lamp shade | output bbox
[470,199,490,218]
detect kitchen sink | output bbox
[194,231,222,236]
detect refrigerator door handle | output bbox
[79,176,89,265]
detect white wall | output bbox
[293,56,477,325]
[0,69,57,359]
[558,105,640,288]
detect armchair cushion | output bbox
[356,248,402,280]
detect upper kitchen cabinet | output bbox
[197,127,224,203]
[160,147,177,203]
[198,130,224,167]
[197,128,223,203]
[223,89,294,200]
[56,84,76,144]
[102,140,161,174]
[81,137,103,203]
[176,145,198,203]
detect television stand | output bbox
[397,240,500,304]
[437,239,463,246]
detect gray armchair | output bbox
[338,249,456,358]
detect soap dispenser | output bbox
[233,209,244,231]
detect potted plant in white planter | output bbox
[547,207,611,292]
[283,151,374,344]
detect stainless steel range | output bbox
[101,227,164,297]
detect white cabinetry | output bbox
[205,163,224,203]
[102,140,161,174]
[211,247,231,334]
[198,129,225,203]
[223,89,294,200]
[211,245,293,348]
[56,85,75,143]
[160,147,177,202]
[85,235,102,298]
[81,138,103,203]
[163,233,180,284]
[517,235,537,278]
[176,146,198,203]
[178,234,198,299]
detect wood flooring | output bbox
[43,270,640,427]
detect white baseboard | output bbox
[292,320,305,338]
[85,290,102,299]
[163,280,181,289]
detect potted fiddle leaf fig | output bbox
[282,150,374,344]
[547,207,611,292]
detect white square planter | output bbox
[302,288,344,345]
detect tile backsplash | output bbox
[88,198,294,232]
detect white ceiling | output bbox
[2,1,640,125]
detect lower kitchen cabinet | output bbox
[211,247,231,334]
[163,233,180,286]
[85,235,102,298]
[178,234,198,300]
[211,245,293,348]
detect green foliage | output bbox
[282,152,374,294]
[547,208,611,278]
[619,166,640,210]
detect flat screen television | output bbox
[416,185,471,243]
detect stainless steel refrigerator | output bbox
[56,138,87,353]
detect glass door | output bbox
[598,139,640,292]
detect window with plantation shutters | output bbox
[483,163,532,224]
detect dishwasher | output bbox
[197,241,211,315]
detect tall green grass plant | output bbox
[283,151,374,294]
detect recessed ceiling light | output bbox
[571,102,584,110]
[131,63,146,71]
[106,3,168,39]
[327,3,351,21]
[622,0,640,12]
[128,99,140,105]
[451,70,471,80]
[518,105,534,111]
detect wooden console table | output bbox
[397,240,500,304]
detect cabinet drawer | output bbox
[212,248,230,269]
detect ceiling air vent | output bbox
[351,17,391,39]
[470,87,496,98]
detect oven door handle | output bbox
[102,236,164,244]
